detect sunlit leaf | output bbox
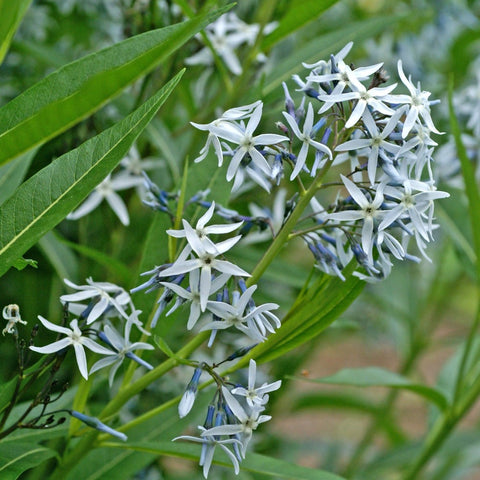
[0,72,183,277]
[0,5,232,166]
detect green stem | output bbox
[452,296,480,404]
[49,331,209,480]
[246,162,331,288]
[404,304,480,478]
[404,340,480,479]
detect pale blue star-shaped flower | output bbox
[231,359,281,407]
[282,102,332,180]
[30,316,114,379]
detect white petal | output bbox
[36,315,72,335]
[30,338,71,354]
[73,344,89,379]
[67,191,103,220]
[105,191,130,226]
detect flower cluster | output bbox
[185,12,277,75]
[16,40,450,479]
[133,202,281,344]
[192,42,449,282]
[30,278,153,382]
[174,359,281,478]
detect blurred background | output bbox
[1,1,480,479]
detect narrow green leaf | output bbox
[153,335,175,358]
[0,149,36,206]
[55,234,130,285]
[262,14,408,98]
[261,0,338,50]
[0,377,17,414]
[107,441,347,479]
[245,267,364,365]
[0,442,56,480]
[0,71,184,278]
[292,366,450,410]
[0,0,32,65]
[448,80,480,281]
[38,231,79,281]
[0,5,232,166]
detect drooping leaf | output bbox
[55,233,131,285]
[292,366,450,410]
[104,441,347,480]
[261,0,338,50]
[0,71,184,278]
[0,5,232,167]
[0,442,57,480]
[0,0,32,65]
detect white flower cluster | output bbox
[131,203,282,476]
[301,44,449,280]
[133,202,281,344]
[30,278,153,382]
[192,43,449,281]
[174,360,281,478]
[185,12,277,75]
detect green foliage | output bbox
[0,1,477,480]
[0,0,32,65]
[109,441,348,480]
[291,366,450,410]
[0,6,231,167]
[0,441,57,480]
[0,72,183,277]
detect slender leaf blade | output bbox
[0,5,232,166]
[261,0,338,50]
[37,231,79,281]
[449,80,480,281]
[107,441,347,479]
[0,71,184,277]
[0,442,56,480]
[293,367,450,410]
[243,268,364,366]
[0,0,32,65]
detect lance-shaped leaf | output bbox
[105,441,347,480]
[0,71,184,278]
[238,265,364,367]
[0,0,32,65]
[0,4,231,167]
[260,0,338,50]
[291,367,450,410]
[0,441,57,480]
